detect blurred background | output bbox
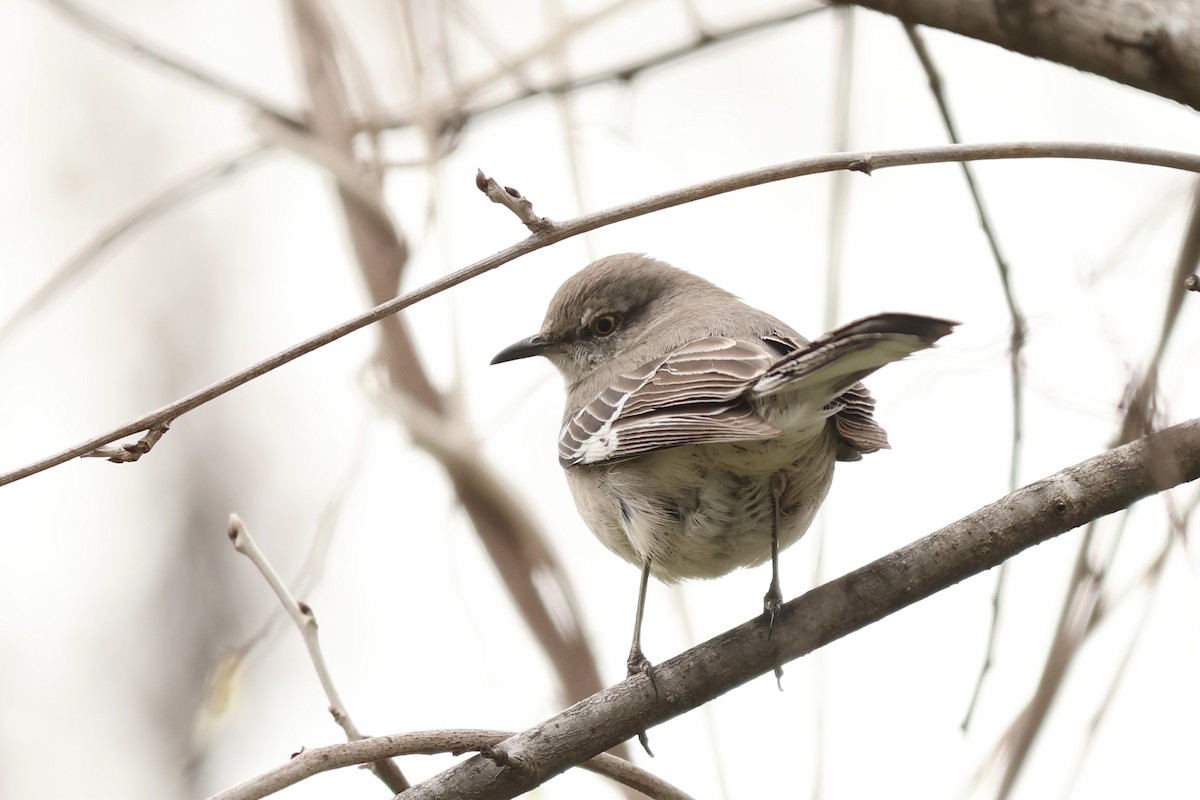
[1,1,1198,798]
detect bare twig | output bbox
[991,170,1200,800]
[823,6,856,329]
[209,421,372,695]
[209,728,695,800]
[41,0,300,124]
[252,113,393,226]
[902,22,1029,732]
[1118,178,1200,444]
[83,423,170,463]
[4,141,1200,489]
[475,170,550,231]
[0,143,271,345]
[366,4,826,132]
[399,418,1200,799]
[226,514,408,793]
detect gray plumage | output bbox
[493,253,956,584]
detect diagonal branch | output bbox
[0,142,272,345]
[990,174,1200,800]
[4,141,1200,489]
[367,4,827,132]
[285,0,614,751]
[41,0,301,123]
[901,22,1029,732]
[399,417,1200,799]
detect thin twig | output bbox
[4,141,1200,488]
[476,170,550,231]
[823,6,856,329]
[991,171,1200,800]
[212,421,372,687]
[813,11,858,799]
[365,4,826,131]
[903,23,1029,731]
[41,0,301,124]
[83,423,170,463]
[0,143,272,345]
[1063,552,1165,796]
[252,113,393,226]
[208,728,695,800]
[226,514,409,793]
[1118,178,1200,444]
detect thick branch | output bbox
[399,418,1200,799]
[839,0,1200,111]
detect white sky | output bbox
[0,2,1198,799]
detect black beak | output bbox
[490,334,556,365]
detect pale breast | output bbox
[563,425,838,582]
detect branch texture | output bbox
[841,0,1200,111]
[399,418,1200,799]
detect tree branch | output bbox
[838,0,1200,111]
[4,141,1200,489]
[210,729,694,800]
[398,418,1200,799]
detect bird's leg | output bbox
[627,558,656,686]
[763,474,785,632]
[627,558,657,756]
[764,474,786,689]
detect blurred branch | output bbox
[41,0,301,124]
[4,140,1200,488]
[813,9,859,798]
[990,170,1200,800]
[1118,178,1200,444]
[285,0,618,755]
[838,0,1200,111]
[401,417,1200,800]
[823,6,856,329]
[902,22,1029,731]
[226,514,409,793]
[0,143,271,345]
[209,728,695,800]
[366,3,826,132]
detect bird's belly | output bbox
[565,429,837,582]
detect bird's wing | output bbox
[752,313,957,459]
[752,313,956,398]
[558,336,780,466]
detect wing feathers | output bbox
[559,314,955,467]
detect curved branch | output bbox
[3,141,1200,488]
[400,417,1200,799]
[209,729,694,800]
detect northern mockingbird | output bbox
[492,253,955,684]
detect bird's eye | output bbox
[590,313,619,337]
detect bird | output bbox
[491,253,955,688]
